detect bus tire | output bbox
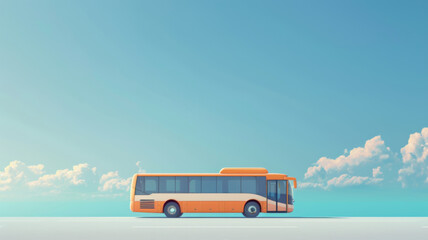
[243,201,260,218]
[164,202,181,218]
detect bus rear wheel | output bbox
[243,201,260,218]
[164,202,181,218]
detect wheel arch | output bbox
[163,199,181,212]
[243,199,261,212]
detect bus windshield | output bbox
[288,180,293,197]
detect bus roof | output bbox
[134,168,289,180]
[219,168,268,174]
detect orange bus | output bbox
[130,168,297,217]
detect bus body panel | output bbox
[133,193,268,213]
[132,200,269,213]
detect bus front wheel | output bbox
[164,202,182,218]
[243,201,260,218]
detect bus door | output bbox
[267,180,287,212]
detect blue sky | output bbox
[0,0,427,216]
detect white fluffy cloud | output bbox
[0,160,142,196]
[398,128,428,187]
[27,163,97,188]
[401,128,428,163]
[0,161,45,191]
[372,166,382,178]
[136,161,146,173]
[305,136,390,179]
[98,171,131,192]
[303,128,428,189]
[302,136,390,189]
[327,174,383,187]
[299,182,325,189]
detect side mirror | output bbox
[285,177,297,188]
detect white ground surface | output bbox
[0,217,427,240]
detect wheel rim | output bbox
[168,206,177,215]
[248,206,257,214]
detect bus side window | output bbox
[217,177,240,193]
[242,176,257,194]
[135,176,145,195]
[159,177,175,193]
[201,177,217,193]
[217,177,225,193]
[145,177,158,194]
[227,177,240,193]
[176,177,189,193]
[189,177,201,193]
[256,177,267,197]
